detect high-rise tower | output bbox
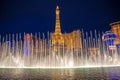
[55,6,61,35]
[50,6,64,46]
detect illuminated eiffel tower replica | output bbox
[50,6,82,53]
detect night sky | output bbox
[0,0,120,36]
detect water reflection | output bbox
[0,67,120,79]
[107,68,120,80]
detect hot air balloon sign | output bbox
[102,30,117,50]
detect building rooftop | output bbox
[110,21,120,26]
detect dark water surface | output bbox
[0,67,120,80]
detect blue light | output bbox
[117,44,120,48]
[25,48,30,56]
[105,40,115,45]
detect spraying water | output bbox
[0,30,119,68]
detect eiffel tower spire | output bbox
[55,6,61,34]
